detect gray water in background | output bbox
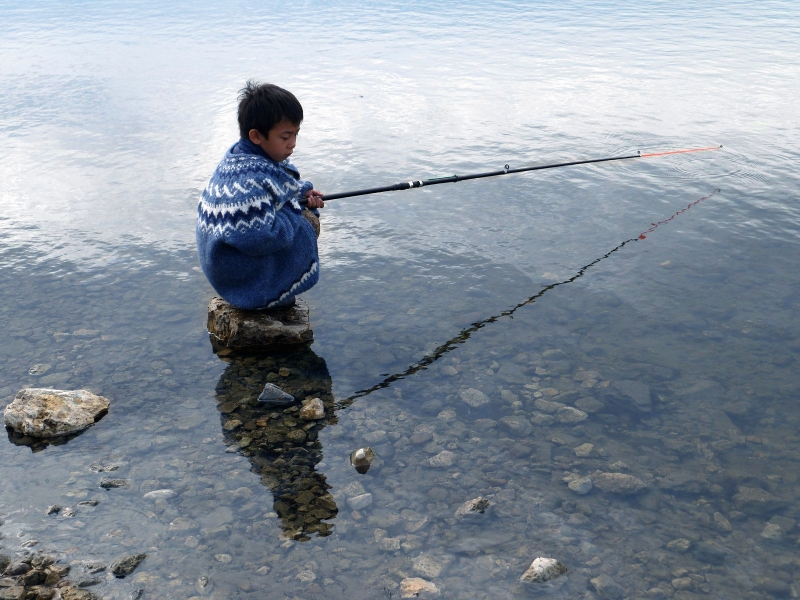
[1,1,799,598]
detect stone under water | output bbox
[3,388,109,438]
[520,557,568,583]
[206,296,313,353]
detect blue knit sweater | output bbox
[196,139,319,310]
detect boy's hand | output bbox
[304,189,325,209]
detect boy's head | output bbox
[237,81,303,162]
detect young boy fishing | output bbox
[196,81,324,310]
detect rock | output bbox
[759,578,791,596]
[556,406,588,423]
[46,505,61,515]
[428,451,456,468]
[454,497,490,518]
[111,554,146,577]
[100,478,129,489]
[574,443,593,457]
[0,555,9,572]
[770,515,796,532]
[459,388,490,408]
[574,397,605,413]
[4,562,30,576]
[3,388,109,438]
[530,412,555,426]
[671,577,692,590]
[568,476,593,496]
[592,472,647,495]
[760,523,783,540]
[412,554,450,578]
[533,399,564,413]
[143,489,176,500]
[214,554,232,564]
[346,493,373,511]
[256,383,295,406]
[692,541,726,565]
[60,588,99,600]
[350,447,376,474]
[0,588,25,600]
[28,364,51,376]
[656,472,708,495]
[379,537,402,551]
[519,557,568,583]
[499,416,532,436]
[400,577,439,598]
[363,430,387,443]
[299,398,324,420]
[733,487,784,515]
[207,296,313,352]
[441,366,458,376]
[713,512,732,533]
[590,573,624,599]
[612,380,651,411]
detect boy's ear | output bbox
[248,128,266,143]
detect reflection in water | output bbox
[213,347,339,541]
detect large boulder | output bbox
[4,389,109,438]
[207,296,313,353]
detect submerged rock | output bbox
[592,472,647,495]
[568,476,593,496]
[454,497,490,518]
[110,554,146,577]
[3,389,109,438]
[257,383,295,406]
[350,447,376,474]
[459,388,490,408]
[590,573,624,599]
[299,398,324,420]
[207,296,313,353]
[520,557,568,583]
[611,380,652,411]
[400,577,439,598]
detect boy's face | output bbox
[248,121,300,162]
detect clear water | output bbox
[1,1,799,598]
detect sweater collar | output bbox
[233,137,273,160]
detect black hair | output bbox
[237,81,303,139]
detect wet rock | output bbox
[400,577,439,598]
[592,472,647,495]
[769,515,796,532]
[207,296,313,352]
[257,383,294,406]
[0,555,9,573]
[733,487,784,515]
[60,588,99,600]
[363,430,387,443]
[713,512,732,533]
[3,388,109,438]
[428,451,456,468]
[519,557,568,583]
[556,406,588,423]
[111,554,146,577]
[100,478,129,489]
[0,587,25,600]
[568,476,593,496]
[692,541,726,565]
[350,447,376,474]
[28,364,51,376]
[346,493,373,511]
[575,397,605,413]
[590,573,624,599]
[459,388,489,408]
[530,412,555,426]
[533,399,564,414]
[143,489,176,500]
[656,472,708,495]
[412,554,450,578]
[759,578,791,596]
[299,398,324,420]
[612,380,651,411]
[4,562,30,576]
[21,569,46,586]
[454,497,490,518]
[499,416,532,436]
[46,505,61,515]
[574,443,593,457]
[760,523,783,540]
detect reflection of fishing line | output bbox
[336,188,720,408]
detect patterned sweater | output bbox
[196,139,319,309]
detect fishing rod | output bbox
[322,146,722,201]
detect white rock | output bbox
[412,554,450,578]
[347,493,373,511]
[459,388,490,407]
[428,450,456,467]
[299,398,324,420]
[4,388,110,438]
[454,497,491,518]
[400,577,440,598]
[143,489,177,500]
[574,443,594,457]
[520,557,568,583]
[761,523,783,540]
[568,476,593,495]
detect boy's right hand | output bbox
[304,189,325,209]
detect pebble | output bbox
[590,573,624,599]
[143,489,176,500]
[214,554,232,564]
[346,493,373,511]
[110,554,146,577]
[568,476,593,496]
[349,447,376,474]
[499,416,532,436]
[592,472,647,495]
[574,397,605,413]
[459,388,490,408]
[299,398,324,420]
[556,406,588,423]
[574,443,594,457]
[256,383,295,406]
[412,554,449,578]
[760,523,783,540]
[428,451,456,468]
[46,505,61,516]
[400,577,439,598]
[454,497,490,518]
[437,410,457,421]
[713,512,732,533]
[533,399,564,413]
[519,557,568,583]
[99,479,129,489]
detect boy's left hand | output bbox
[304,189,325,209]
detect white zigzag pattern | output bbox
[196,209,276,237]
[264,260,319,309]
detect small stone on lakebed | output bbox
[111,554,146,577]
[207,296,313,353]
[520,557,568,583]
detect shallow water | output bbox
[1,1,799,598]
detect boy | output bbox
[197,81,324,310]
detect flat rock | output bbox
[520,557,568,583]
[4,388,109,438]
[428,450,456,468]
[0,588,25,600]
[568,476,593,495]
[207,296,313,353]
[556,406,588,423]
[612,380,651,411]
[590,573,624,599]
[454,497,490,518]
[459,388,490,408]
[110,554,146,577]
[412,554,450,579]
[575,397,605,413]
[60,588,99,600]
[346,493,373,510]
[733,487,784,515]
[400,577,439,598]
[592,472,647,495]
[499,416,532,436]
[257,383,294,406]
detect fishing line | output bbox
[334,188,721,409]
[322,146,722,201]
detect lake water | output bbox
[1,1,799,598]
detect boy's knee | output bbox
[302,209,320,238]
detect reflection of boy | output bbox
[197,82,324,310]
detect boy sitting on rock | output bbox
[197,81,324,310]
